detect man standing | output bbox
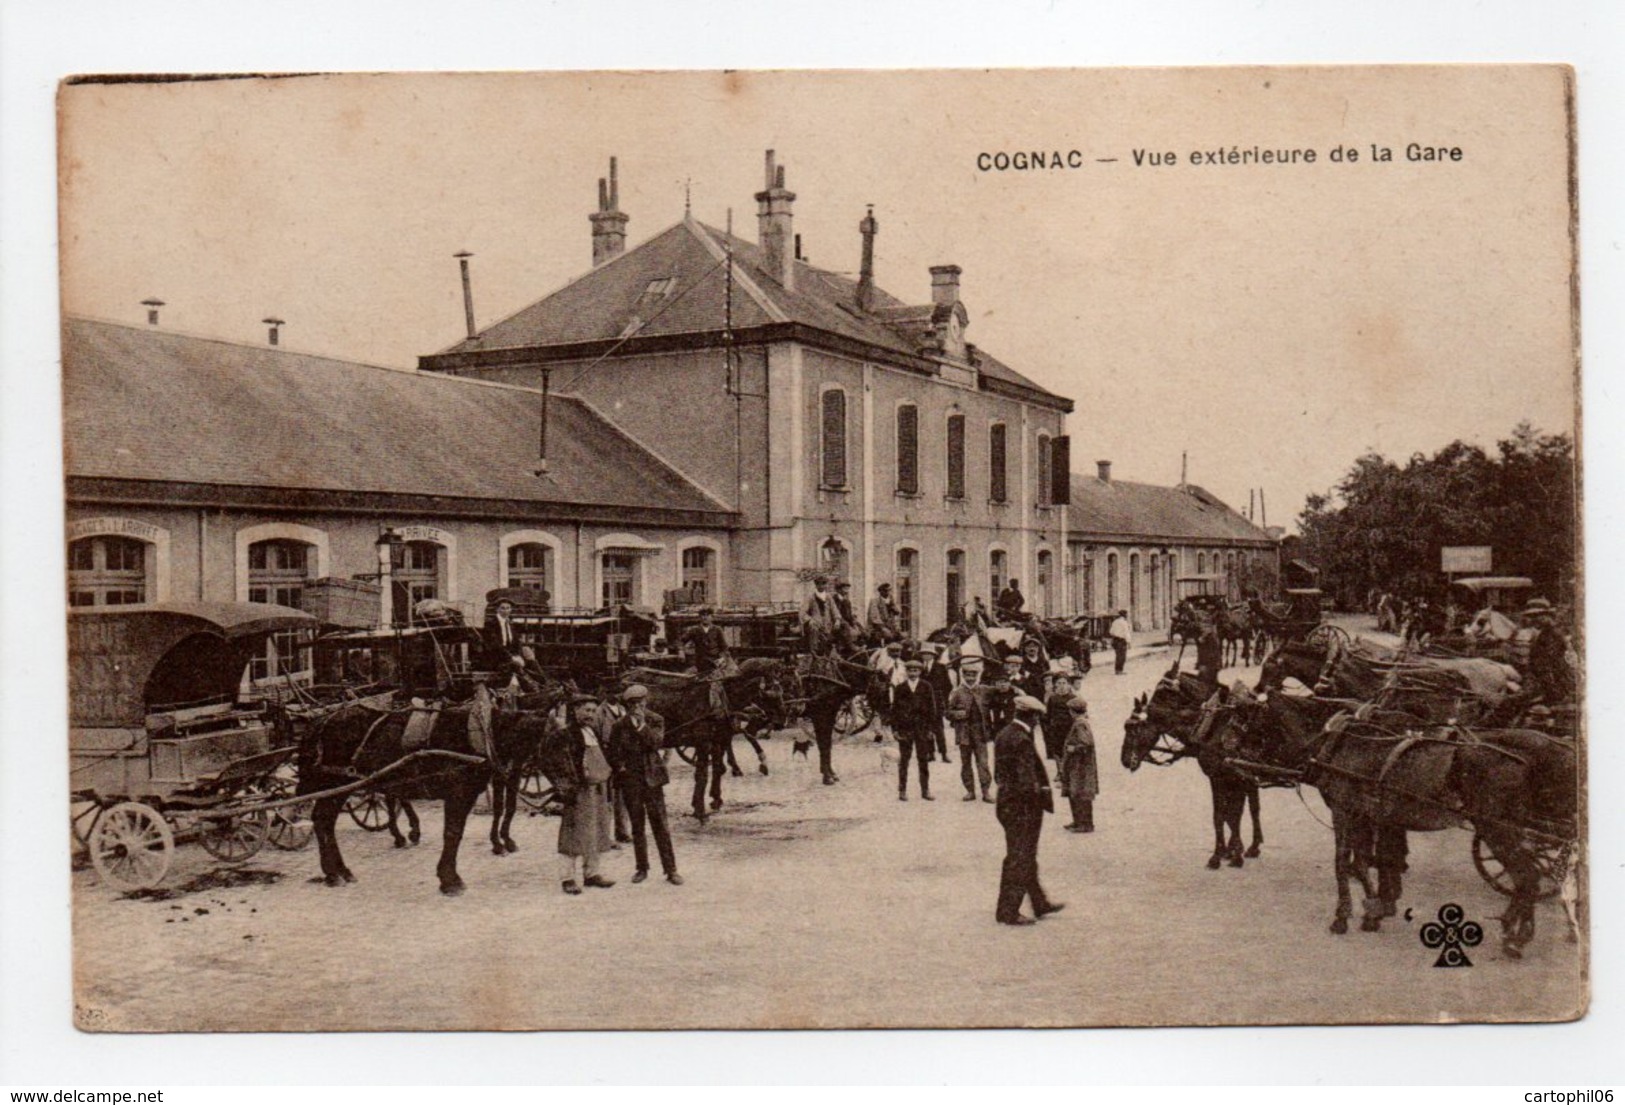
[946,660,995,802]
[921,643,955,764]
[832,580,863,651]
[1043,672,1074,764]
[889,658,938,801]
[682,607,731,676]
[802,575,838,656]
[1110,609,1132,675]
[997,578,1026,622]
[1195,619,1223,688]
[994,695,1063,925]
[1521,598,1574,705]
[606,684,683,886]
[867,582,902,645]
[1061,697,1099,833]
[547,695,617,895]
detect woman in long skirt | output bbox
[554,697,616,894]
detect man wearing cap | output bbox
[1195,618,1223,688]
[1060,697,1099,832]
[606,685,682,886]
[867,582,902,646]
[997,578,1026,622]
[832,580,862,651]
[946,660,995,802]
[1043,673,1075,764]
[921,643,956,764]
[888,658,939,800]
[548,695,617,895]
[682,607,732,678]
[1110,609,1132,675]
[993,695,1063,925]
[802,575,838,656]
[1521,598,1574,705]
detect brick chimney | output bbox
[930,264,961,310]
[1097,460,1112,481]
[929,265,967,359]
[263,317,285,346]
[856,206,878,311]
[755,149,796,290]
[141,298,165,326]
[589,156,629,267]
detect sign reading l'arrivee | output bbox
[1441,546,1493,574]
[68,517,163,542]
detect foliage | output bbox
[1296,423,1576,608]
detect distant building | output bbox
[419,153,1074,636]
[1066,463,1279,633]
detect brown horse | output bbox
[1120,665,1265,869]
[285,687,561,895]
[1214,690,1576,955]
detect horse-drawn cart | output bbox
[481,588,658,690]
[70,602,325,890]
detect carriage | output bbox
[480,588,658,691]
[69,602,324,890]
[661,603,805,661]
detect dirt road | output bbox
[72,635,1585,1031]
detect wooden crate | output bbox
[301,577,381,628]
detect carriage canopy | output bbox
[69,602,317,728]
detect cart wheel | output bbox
[89,801,174,890]
[1471,830,1569,901]
[345,791,392,832]
[1305,623,1350,651]
[516,769,554,811]
[676,745,698,765]
[198,809,270,864]
[834,694,874,736]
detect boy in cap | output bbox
[1060,697,1099,832]
[606,684,683,885]
[888,657,939,800]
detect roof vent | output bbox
[141,298,165,326]
[1097,460,1112,482]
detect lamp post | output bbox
[375,527,402,628]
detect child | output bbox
[1061,697,1099,832]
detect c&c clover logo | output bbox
[1420,903,1484,967]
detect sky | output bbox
[57,67,1577,531]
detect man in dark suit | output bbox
[1195,619,1223,688]
[889,658,939,801]
[485,598,523,670]
[605,684,682,886]
[993,695,1064,926]
[921,643,955,765]
[681,607,731,676]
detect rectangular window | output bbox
[990,549,1008,601]
[1037,434,1053,506]
[896,404,919,495]
[1050,435,1072,504]
[681,547,714,604]
[602,553,637,607]
[506,543,552,593]
[821,389,847,489]
[946,414,966,499]
[989,423,1008,503]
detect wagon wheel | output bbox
[516,768,554,811]
[834,694,874,736]
[263,778,314,851]
[1305,623,1350,651]
[344,790,392,832]
[1470,830,1571,902]
[89,801,174,890]
[198,808,270,864]
[676,744,698,765]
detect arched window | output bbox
[988,422,1008,503]
[1148,554,1161,631]
[1129,552,1142,631]
[895,547,918,637]
[248,538,315,680]
[1036,433,1053,506]
[1106,552,1120,612]
[820,387,848,489]
[506,542,553,594]
[1197,551,1207,575]
[819,537,850,585]
[945,413,966,500]
[896,403,919,495]
[1074,548,1094,614]
[681,546,715,604]
[989,548,1009,602]
[395,540,444,622]
[601,552,639,608]
[67,536,147,607]
[1035,549,1054,617]
[945,548,965,625]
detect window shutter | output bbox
[1037,435,1052,506]
[897,405,919,494]
[1051,435,1071,504]
[946,414,966,499]
[821,390,847,488]
[989,423,1007,503]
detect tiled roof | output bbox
[63,317,731,518]
[1068,474,1276,546]
[436,217,1066,405]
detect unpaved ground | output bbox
[72,628,1585,1031]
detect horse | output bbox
[788,648,880,785]
[1120,665,1265,869]
[486,683,572,856]
[1212,689,1577,956]
[618,657,789,822]
[281,685,562,895]
[1258,637,1518,725]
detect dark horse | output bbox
[283,685,561,895]
[1212,689,1577,955]
[486,683,571,856]
[619,658,789,822]
[788,649,881,786]
[1120,665,1265,869]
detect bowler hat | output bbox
[1522,597,1554,617]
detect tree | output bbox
[1295,423,1576,609]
